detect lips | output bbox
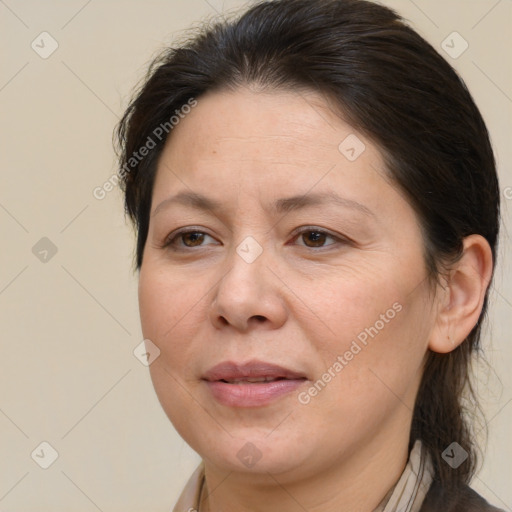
[203,360,307,382]
[202,360,307,407]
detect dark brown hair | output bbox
[115,0,500,488]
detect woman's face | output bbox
[138,87,439,480]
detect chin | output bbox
[191,427,317,478]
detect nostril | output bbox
[253,315,266,322]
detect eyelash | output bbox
[160,226,350,251]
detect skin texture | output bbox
[138,87,493,512]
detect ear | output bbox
[428,234,494,354]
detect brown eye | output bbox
[181,232,206,247]
[301,231,329,248]
[294,229,340,249]
[162,230,216,250]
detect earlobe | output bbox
[428,234,493,354]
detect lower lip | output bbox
[204,379,306,407]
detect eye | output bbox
[292,227,347,249]
[160,226,349,251]
[162,229,218,250]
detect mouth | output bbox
[219,376,291,384]
[202,360,308,407]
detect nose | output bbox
[208,240,288,332]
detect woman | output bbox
[115,0,504,510]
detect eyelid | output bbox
[161,227,218,249]
[289,226,352,249]
[290,225,348,241]
[161,225,352,251]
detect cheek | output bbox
[138,268,207,428]
[138,272,167,341]
[319,289,430,411]
[302,260,430,391]
[301,263,403,345]
[139,261,196,328]
[138,266,202,367]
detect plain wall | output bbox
[1,0,511,510]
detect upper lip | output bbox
[202,360,307,382]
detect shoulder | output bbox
[420,481,506,512]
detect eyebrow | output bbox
[151,190,375,218]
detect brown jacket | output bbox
[419,482,506,512]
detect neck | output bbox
[200,419,412,512]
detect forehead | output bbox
[165,87,350,156]
[154,87,387,192]
[149,88,423,252]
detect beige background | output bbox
[1,0,511,510]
